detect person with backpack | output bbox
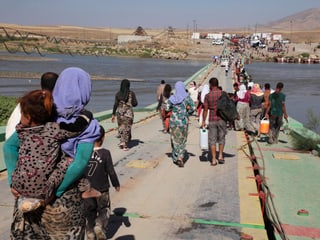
[202,77,227,166]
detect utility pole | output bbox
[187,24,189,40]
[290,20,292,43]
[193,20,196,33]
[193,20,196,44]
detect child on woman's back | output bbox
[11,89,92,212]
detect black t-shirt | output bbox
[84,148,120,192]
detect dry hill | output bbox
[267,8,320,31]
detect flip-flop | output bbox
[211,161,218,166]
[218,159,225,164]
[177,159,184,167]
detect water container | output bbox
[260,118,270,134]
[200,128,208,150]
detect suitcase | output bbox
[200,128,208,150]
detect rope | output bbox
[242,130,289,240]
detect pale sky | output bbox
[1,0,319,29]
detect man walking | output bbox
[265,82,288,144]
[202,77,227,165]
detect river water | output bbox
[245,63,320,126]
[0,52,319,126]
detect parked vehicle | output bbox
[212,39,224,45]
[259,43,266,48]
[281,39,290,44]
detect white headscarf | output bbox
[201,84,210,103]
[237,84,247,99]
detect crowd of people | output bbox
[3,61,288,239]
[156,73,288,167]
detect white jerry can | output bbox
[200,128,208,150]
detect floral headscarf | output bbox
[251,83,264,96]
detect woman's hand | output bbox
[111,114,115,123]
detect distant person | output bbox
[202,77,227,165]
[188,81,199,113]
[232,82,240,102]
[5,72,59,140]
[235,60,241,82]
[166,81,195,167]
[265,82,288,144]
[83,125,120,240]
[234,84,252,131]
[228,82,240,130]
[112,79,138,151]
[249,83,264,135]
[156,80,166,102]
[157,83,172,133]
[225,63,229,76]
[198,84,210,127]
[261,83,271,118]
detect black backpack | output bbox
[217,92,238,122]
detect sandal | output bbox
[177,159,184,168]
[211,161,218,166]
[218,159,225,164]
[123,146,129,151]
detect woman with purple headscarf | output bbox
[4,67,100,239]
[166,81,195,167]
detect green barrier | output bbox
[121,212,265,230]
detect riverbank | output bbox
[0,70,145,81]
[1,22,320,62]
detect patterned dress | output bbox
[166,95,195,162]
[11,185,85,240]
[113,91,138,145]
[13,122,78,200]
[10,121,89,239]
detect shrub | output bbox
[300,52,310,58]
[289,109,320,151]
[289,130,320,151]
[305,108,320,134]
[0,96,17,125]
